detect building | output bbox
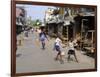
[16,6,26,35]
[63,7,95,54]
[63,7,95,40]
[45,7,64,37]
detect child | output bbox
[31,28,34,34]
[39,29,48,49]
[54,36,64,64]
[67,39,78,62]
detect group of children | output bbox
[31,28,79,64]
[53,36,79,64]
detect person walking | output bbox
[39,29,48,50]
[24,30,28,37]
[31,28,34,34]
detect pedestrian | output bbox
[24,30,29,40]
[39,29,48,50]
[31,28,34,34]
[54,36,64,64]
[25,30,28,37]
[18,32,23,46]
[67,39,78,62]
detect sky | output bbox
[16,4,52,22]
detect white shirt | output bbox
[68,41,75,50]
[55,38,61,46]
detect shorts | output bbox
[55,45,61,52]
[74,46,77,48]
[40,38,45,42]
[68,50,75,55]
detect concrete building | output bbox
[63,7,95,54]
[63,7,95,40]
[45,7,64,37]
[16,6,27,34]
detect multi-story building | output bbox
[63,7,95,41]
[16,6,26,34]
[45,7,64,37]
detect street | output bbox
[16,31,95,73]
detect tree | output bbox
[32,19,42,27]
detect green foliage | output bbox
[32,19,42,27]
